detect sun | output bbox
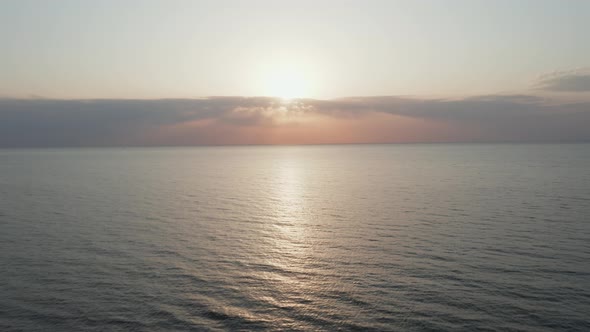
[263,67,310,100]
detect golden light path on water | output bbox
[258,156,317,318]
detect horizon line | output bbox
[2,140,589,150]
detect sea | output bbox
[1,144,589,331]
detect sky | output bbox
[1,0,589,146]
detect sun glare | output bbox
[264,67,310,100]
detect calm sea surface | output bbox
[1,144,589,331]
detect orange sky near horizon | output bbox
[142,112,481,146]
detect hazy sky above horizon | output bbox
[2,0,589,99]
[1,0,589,146]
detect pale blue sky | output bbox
[1,0,589,98]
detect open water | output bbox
[1,144,589,331]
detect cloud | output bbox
[0,94,589,147]
[536,69,590,92]
[0,97,283,147]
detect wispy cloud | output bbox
[536,68,590,92]
[0,94,589,147]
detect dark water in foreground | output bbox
[1,144,589,331]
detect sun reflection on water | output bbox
[259,155,319,291]
[269,156,310,258]
[242,151,346,330]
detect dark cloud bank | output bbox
[537,69,590,92]
[0,94,589,147]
